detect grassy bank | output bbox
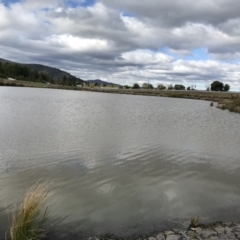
[0,78,82,91]
[216,95,240,113]
[88,87,235,102]
[227,99,240,113]
[1,78,240,114]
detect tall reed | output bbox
[10,183,48,240]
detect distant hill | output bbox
[0,58,85,84]
[0,58,15,64]
[88,79,120,86]
[25,64,84,84]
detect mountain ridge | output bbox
[88,79,120,86]
[0,58,85,84]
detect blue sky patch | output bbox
[161,47,209,61]
[64,0,96,8]
[183,48,209,61]
[121,11,135,17]
[2,0,20,7]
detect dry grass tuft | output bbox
[190,216,200,228]
[227,99,240,113]
[10,183,49,240]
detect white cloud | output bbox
[121,50,173,65]
[0,0,240,90]
[22,0,61,10]
[47,34,110,52]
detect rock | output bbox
[224,222,233,227]
[156,233,165,240]
[233,225,240,232]
[217,233,237,240]
[178,230,190,240]
[148,237,157,240]
[166,235,181,240]
[201,229,217,238]
[196,235,203,240]
[164,231,175,236]
[214,227,225,235]
[196,228,202,236]
[234,231,240,237]
[208,237,220,240]
[235,234,240,239]
[225,227,233,233]
[217,233,227,239]
[225,232,236,239]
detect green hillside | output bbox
[0,58,85,85]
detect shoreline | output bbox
[1,78,237,100]
[1,79,239,114]
[44,221,240,240]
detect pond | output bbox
[0,87,240,238]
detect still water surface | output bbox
[0,87,240,237]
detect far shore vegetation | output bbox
[1,77,239,114]
[0,61,239,115]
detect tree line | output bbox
[131,83,188,90]
[0,62,79,86]
[128,81,230,91]
[0,62,55,83]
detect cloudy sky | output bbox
[1,0,240,90]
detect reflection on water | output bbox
[0,87,240,237]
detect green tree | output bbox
[142,83,154,89]
[158,84,166,90]
[211,81,224,91]
[0,61,54,83]
[147,83,154,89]
[132,83,140,89]
[61,75,67,85]
[174,84,185,90]
[224,84,230,91]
